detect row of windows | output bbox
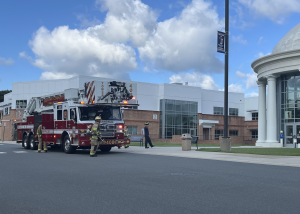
[214,107,258,121]
[214,130,258,139]
[16,100,27,109]
[213,107,239,116]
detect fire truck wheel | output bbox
[99,146,111,152]
[30,135,37,150]
[24,135,30,150]
[63,135,76,154]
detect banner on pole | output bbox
[217,31,225,53]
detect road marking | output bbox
[0,144,4,146]
[0,152,7,154]
[13,151,28,153]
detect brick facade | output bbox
[0,109,24,141]
[124,109,258,145]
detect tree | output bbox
[0,90,12,102]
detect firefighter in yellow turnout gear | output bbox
[88,116,102,157]
[37,124,47,153]
[123,125,129,149]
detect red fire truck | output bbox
[16,81,137,154]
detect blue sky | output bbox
[1,0,300,97]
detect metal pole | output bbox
[224,0,229,138]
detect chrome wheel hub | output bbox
[65,139,70,151]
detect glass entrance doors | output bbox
[284,123,300,147]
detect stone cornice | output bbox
[251,48,300,79]
[251,48,300,73]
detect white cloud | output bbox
[257,36,263,45]
[232,34,247,45]
[94,0,158,47]
[27,26,137,80]
[169,72,219,90]
[231,2,254,29]
[76,14,101,28]
[19,51,32,61]
[228,83,244,93]
[22,0,229,80]
[0,57,14,66]
[246,73,258,89]
[238,0,300,24]
[236,71,246,78]
[139,0,224,73]
[246,92,259,97]
[40,72,75,80]
[255,51,271,58]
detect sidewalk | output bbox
[121,146,300,168]
[2,141,300,167]
[0,141,19,145]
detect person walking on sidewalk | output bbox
[37,124,47,153]
[144,122,154,149]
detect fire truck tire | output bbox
[29,135,37,150]
[24,135,30,150]
[99,146,112,152]
[63,136,76,154]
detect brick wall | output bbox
[123,109,160,138]
[124,110,258,145]
[0,109,24,141]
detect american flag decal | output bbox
[86,81,95,104]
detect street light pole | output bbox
[224,0,229,138]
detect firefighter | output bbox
[37,124,47,153]
[144,122,154,148]
[123,125,129,149]
[89,116,102,157]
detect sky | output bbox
[1,0,300,97]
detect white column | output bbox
[265,75,279,145]
[256,80,266,145]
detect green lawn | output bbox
[197,148,300,156]
[129,142,254,147]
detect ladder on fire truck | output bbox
[22,90,83,122]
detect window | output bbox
[229,108,238,116]
[79,107,121,121]
[252,112,258,120]
[159,99,198,139]
[16,100,27,109]
[252,130,258,138]
[229,130,238,136]
[70,108,77,120]
[215,130,224,139]
[0,112,2,119]
[4,107,9,115]
[128,126,137,135]
[57,105,62,120]
[214,107,223,115]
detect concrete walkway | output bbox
[2,141,300,168]
[122,145,300,168]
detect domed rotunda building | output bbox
[252,23,300,147]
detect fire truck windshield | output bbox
[79,107,122,121]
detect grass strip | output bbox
[197,148,300,156]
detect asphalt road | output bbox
[1,143,300,214]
